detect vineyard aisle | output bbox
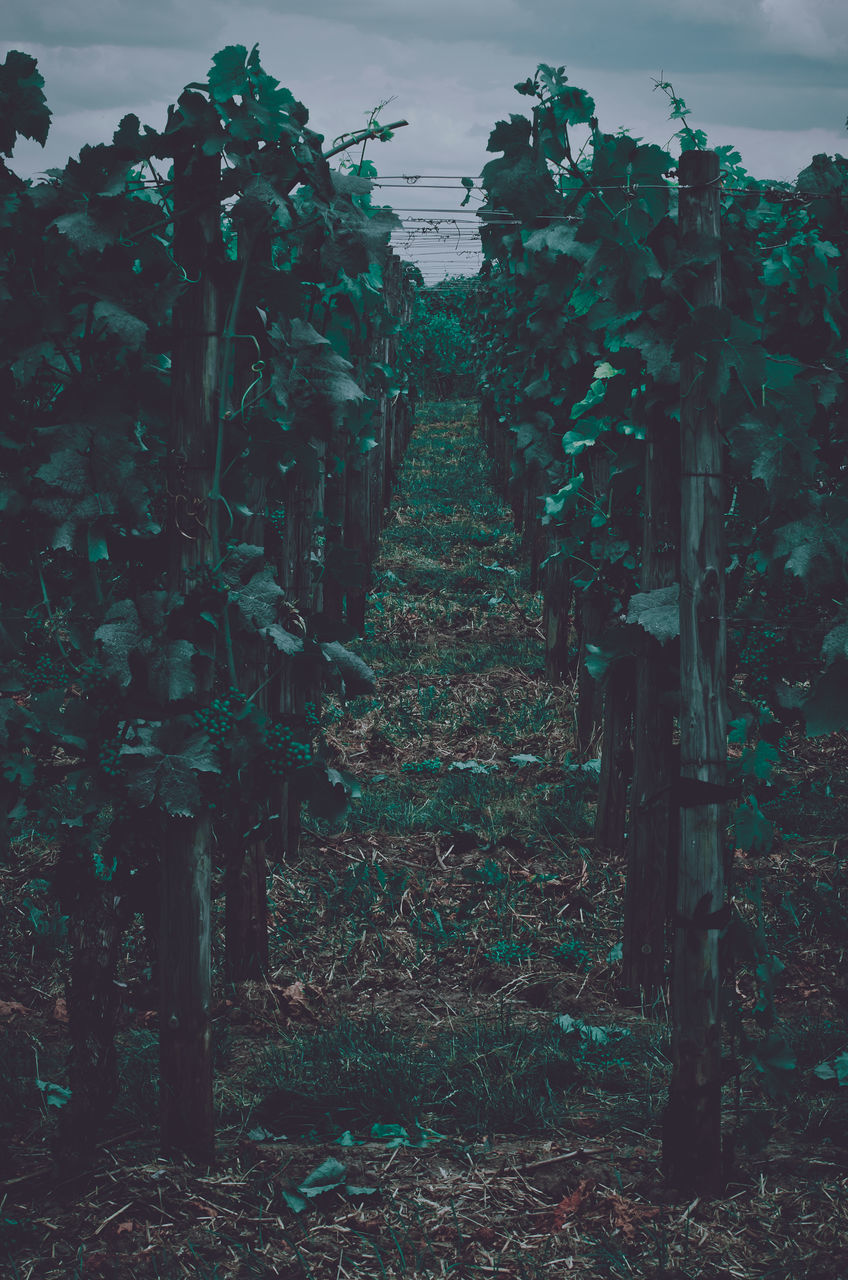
[2,408,846,1277]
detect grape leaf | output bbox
[804,659,848,737]
[0,50,51,156]
[94,599,141,688]
[735,797,773,854]
[626,585,679,644]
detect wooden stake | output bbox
[622,404,679,1002]
[664,148,727,1192]
[160,142,220,1162]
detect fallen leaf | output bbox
[53,997,69,1023]
[274,980,320,1020]
[0,1000,31,1022]
[604,1194,661,1240]
[551,1179,594,1231]
[115,1220,134,1235]
[188,1199,217,1218]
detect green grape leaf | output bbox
[570,378,608,420]
[626,585,679,644]
[92,300,148,350]
[735,796,773,854]
[94,599,141,688]
[49,211,114,254]
[321,642,376,697]
[0,50,51,156]
[264,624,303,656]
[207,45,250,103]
[487,115,532,156]
[804,659,848,737]
[121,722,220,816]
[231,563,285,631]
[738,740,779,783]
[298,763,358,824]
[297,1157,347,1195]
[544,475,582,518]
[149,640,198,703]
[822,623,848,663]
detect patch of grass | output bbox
[412,399,478,427]
[253,1009,647,1141]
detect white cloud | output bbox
[759,0,848,60]
[4,0,227,49]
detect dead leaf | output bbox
[115,1220,134,1235]
[188,1199,217,1218]
[53,997,69,1024]
[551,1179,594,1231]
[604,1194,661,1240]
[274,980,320,1020]
[0,1000,31,1022]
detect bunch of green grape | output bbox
[31,652,64,691]
[268,505,286,539]
[263,720,311,777]
[194,688,243,747]
[97,738,122,778]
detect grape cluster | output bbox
[268,505,287,539]
[31,653,63,691]
[263,720,311,777]
[194,689,242,746]
[80,659,106,692]
[98,738,122,778]
[304,701,320,732]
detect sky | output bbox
[3,0,847,282]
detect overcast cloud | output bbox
[3,0,846,280]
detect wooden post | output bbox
[575,451,610,754]
[278,441,324,861]
[520,464,547,592]
[664,148,727,1192]
[575,587,605,755]
[58,830,131,1157]
[224,219,271,983]
[160,141,220,1162]
[595,655,633,851]
[622,404,680,1002]
[543,544,572,683]
[345,456,369,634]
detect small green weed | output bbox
[484,938,534,965]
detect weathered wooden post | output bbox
[664,148,727,1192]
[542,544,572,683]
[224,216,272,983]
[622,401,680,1001]
[160,131,220,1161]
[595,654,633,852]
